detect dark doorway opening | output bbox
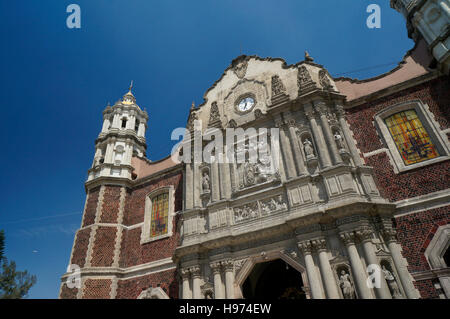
[242,259,305,299]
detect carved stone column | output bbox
[356,228,392,299]
[190,266,202,299]
[219,150,231,199]
[298,241,324,299]
[311,238,340,299]
[210,262,224,299]
[211,155,220,202]
[315,101,343,165]
[335,104,364,166]
[185,162,193,210]
[304,104,332,168]
[275,117,297,179]
[383,228,418,299]
[222,260,235,299]
[181,268,192,299]
[193,162,202,208]
[285,116,307,175]
[339,231,374,299]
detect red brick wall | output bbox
[90,226,117,267]
[83,279,112,299]
[100,186,121,223]
[70,227,91,267]
[82,186,100,227]
[119,172,182,268]
[59,283,78,299]
[115,269,179,299]
[346,76,450,202]
[123,173,182,226]
[395,206,450,298]
[61,169,183,299]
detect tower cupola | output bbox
[87,82,149,181]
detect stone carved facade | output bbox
[61,5,449,299]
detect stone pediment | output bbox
[188,55,340,131]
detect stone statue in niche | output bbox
[339,270,355,299]
[202,171,210,192]
[303,138,315,158]
[382,265,402,298]
[334,131,345,150]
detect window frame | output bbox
[141,185,175,244]
[374,100,450,173]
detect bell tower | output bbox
[88,82,149,181]
[391,0,450,74]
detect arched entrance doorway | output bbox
[242,259,306,299]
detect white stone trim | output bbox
[424,224,450,298]
[78,222,144,232]
[363,148,389,158]
[79,193,90,228]
[394,189,450,217]
[94,186,106,224]
[138,287,170,299]
[141,185,175,244]
[112,187,127,268]
[425,224,450,269]
[373,100,450,173]
[84,226,98,268]
[61,257,176,281]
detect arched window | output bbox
[121,118,127,129]
[150,193,169,237]
[141,186,175,243]
[374,100,450,173]
[135,120,140,133]
[385,110,439,165]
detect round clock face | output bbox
[238,97,255,112]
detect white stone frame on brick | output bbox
[424,224,450,298]
[141,185,175,244]
[374,100,450,173]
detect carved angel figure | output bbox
[334,132,345,150]
[382,266,402,298]
[303,138,315,158]
[339,270,355,299]
[202,171,210,192]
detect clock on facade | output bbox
[237,96,255,112]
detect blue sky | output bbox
[0,1,414,298]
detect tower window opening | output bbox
[121,118,127,129]
[135,120,140,132]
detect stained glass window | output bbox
[151,193,169,237]
[385,110,439,165]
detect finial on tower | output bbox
[129,80,134,93]
[305,51,314,62]
[191,101,195,110]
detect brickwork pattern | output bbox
[82,186,100,227]
[70,228,91,267]
[115,269,179,299]
[83,279,112,299]
[59,283,78,299]
[395,206,449,298]
[346,77,450,202]
[100,186,121,224]
[123,173,183,226]
[90,226,118,267]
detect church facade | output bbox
[59,0,450,299]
